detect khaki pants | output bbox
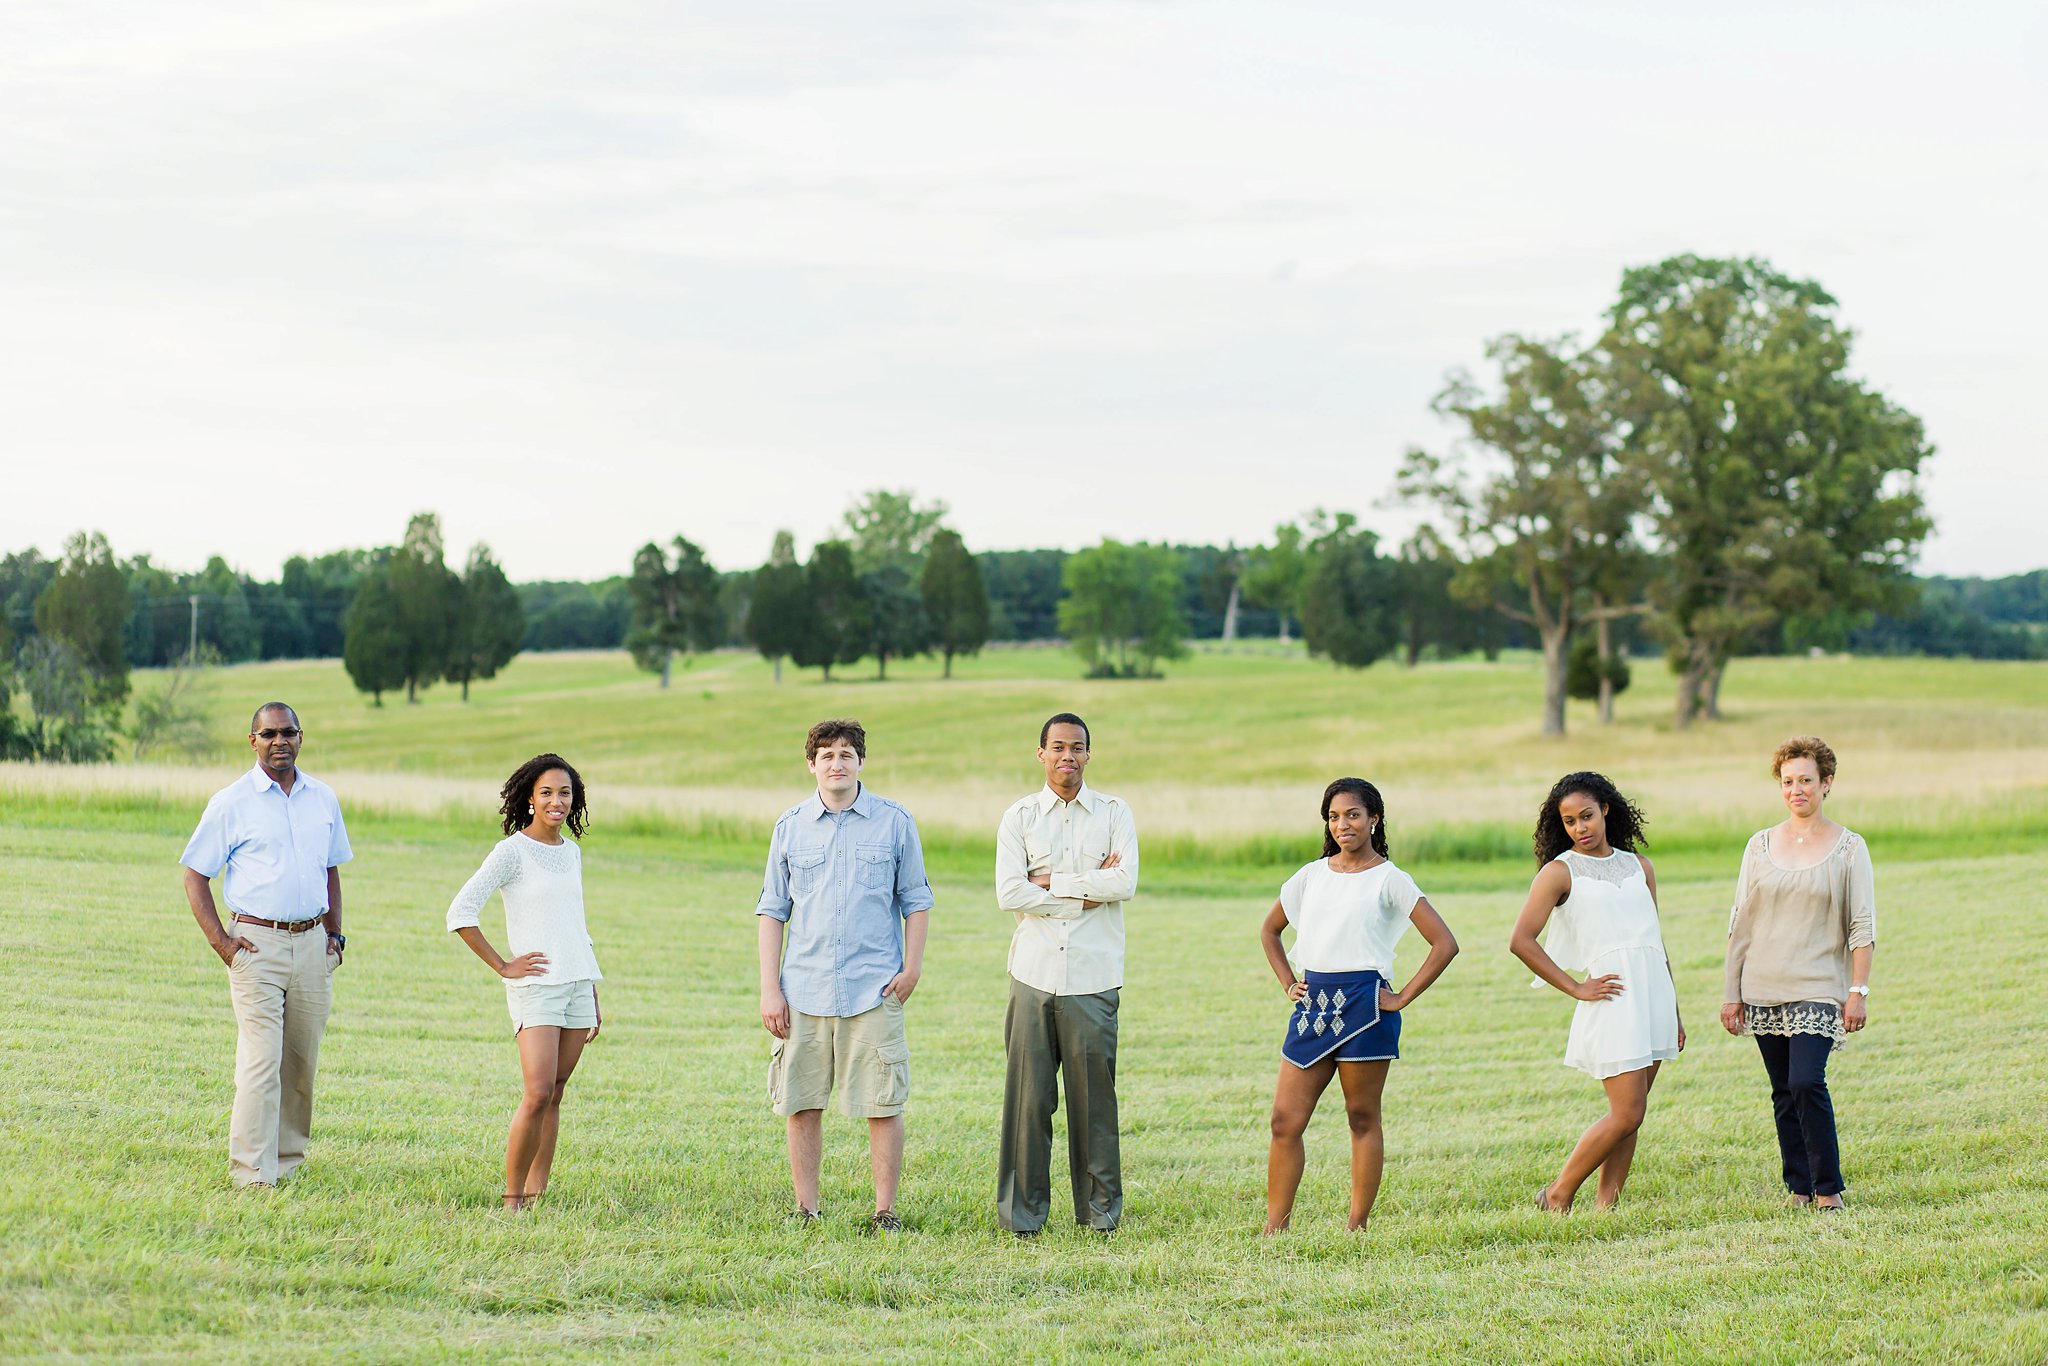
[225,921,336,1186]
[998,980,1121,1232]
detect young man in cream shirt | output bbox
[993,712,1138,1235]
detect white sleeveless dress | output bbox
[1544,850,1679,1079]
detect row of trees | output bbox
[341,515,525,705]
[626,492,992,686]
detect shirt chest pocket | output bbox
[855,842,893,890]
[788,849,829,896]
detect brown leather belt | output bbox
[233,913,327,934]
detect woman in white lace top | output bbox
[1720,736,1875,1211]
[1510,773,1683,1213]
[446,753,603,1211]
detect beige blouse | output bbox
[1723,827,1876,1007]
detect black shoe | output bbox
[867,1210,902,1234]
[1012,1227,1042,1240]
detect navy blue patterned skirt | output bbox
[1281,970,1401,1068]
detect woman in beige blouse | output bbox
[1720,736,1875,1209]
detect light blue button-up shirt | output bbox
[756,784,934,1018]
[180,766,353,922]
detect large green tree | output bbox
[341,565,407,706]
[1397,335,1648,737]
[747,531,812,684]
[387,513,459,704]
[919,528,989,677]
[843,489,949,574]
[791,540,868,681]
[1299,514,1402,669]
[627,535,721,688]
[862,563,928,680]
[447,543,525,701]
[33,531,131,706]
[1057,540,1188,678]
[1605,255,1933,726]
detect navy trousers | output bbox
[1756,1033,1844,1197]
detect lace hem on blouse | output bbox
[1742,1001,1845,1051]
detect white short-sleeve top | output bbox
[1278,857,1426,975]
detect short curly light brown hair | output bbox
[805,718,867,762]
[1771,735,1837,783]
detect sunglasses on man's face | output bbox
[254,727,302,740]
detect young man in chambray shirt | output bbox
[756,718,933,1232]
[179,702,353,1188]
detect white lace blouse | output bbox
[446,834,603,987]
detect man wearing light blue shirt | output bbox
[757,718,932,1232]
[180,702,352,1188]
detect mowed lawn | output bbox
[4,651,2046,1361]
[3,795,2044,1362]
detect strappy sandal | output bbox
[501,1190,528,1212]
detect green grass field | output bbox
[3,649,2044,1362]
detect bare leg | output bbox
[506,1027,561,1209]
[1593,1062,1659,1209]
[1336,1060,1392,1232]
[1545,1067,1652,1211]
[1264,1057,1336,1233]
[521,1026,590,1199]
[786,1109,824,1213]
[869,1115,904,1213]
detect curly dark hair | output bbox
[1532,771,1647,864]
[499,753,588,838]
[1319,777,1390,860]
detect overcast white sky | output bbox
[3,0,2043,581]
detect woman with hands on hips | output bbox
[1510,773,1683,1213]
[1258,778,1459,1236]
[1722,736,1875,1211]
[447,753,604,1212]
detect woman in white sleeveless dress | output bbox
[1509,773,1684,1212]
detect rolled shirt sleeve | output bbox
[755,815,795,922]
[894,815,935,919]
[1845,836,1877,952]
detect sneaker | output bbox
[790,1206,823,1225]
[867,1210,902,1235]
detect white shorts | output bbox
[506,978,598,1034]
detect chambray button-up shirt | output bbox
[179,766,353,922]
[756,785,934,1018]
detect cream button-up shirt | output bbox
[995,784,1139,996]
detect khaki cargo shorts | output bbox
[768,997,909,1118]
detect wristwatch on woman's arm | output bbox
[1848,983,1869,996]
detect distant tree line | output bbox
[6,253,2046,748]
